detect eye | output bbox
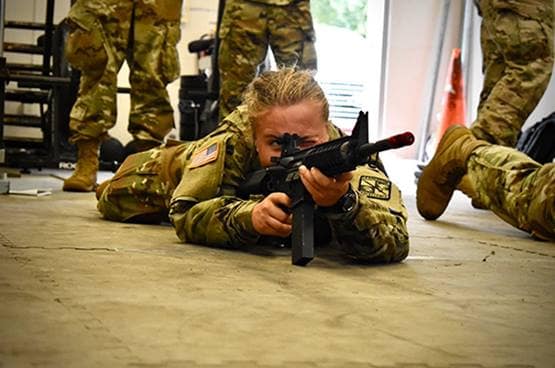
[298,139,317,149]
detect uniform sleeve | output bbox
[170,196,260,248]
[168,122,262,248]
[324,161,409,263]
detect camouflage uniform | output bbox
[65,0,182,143]
[98,106,409,263]
[470,0,554,147]
[218,0,317,119]
[468,145,554,240]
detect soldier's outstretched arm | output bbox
[170,191,295,248]
[169,196,262,248]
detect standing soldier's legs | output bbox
[467,146,555,240]
[127,1,182,150]
[470,1,554,147]
[268,0,317,70]
[474,13,505,130]
[218,0,269,119]
[63,2,132,191]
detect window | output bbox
[312,0,388,138]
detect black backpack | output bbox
[516,112,555,164]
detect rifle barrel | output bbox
[359,132,414,156]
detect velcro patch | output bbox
[359,175,391,200]
[189,142,219,169]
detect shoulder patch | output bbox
[189,142,219,169]
[359,175,391,200]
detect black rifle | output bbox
[238,111,414,266]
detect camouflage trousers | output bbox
[218,0,317,119]
[468,145,554,240]
[470,0,554,147]
[66,0,182,143]
[97,144,188,223]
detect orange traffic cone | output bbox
[433,48,466,150]
[416,48,467,181]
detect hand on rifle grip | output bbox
[252,193,293,237]
[298,165,353,207]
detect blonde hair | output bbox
[242,68,329,125]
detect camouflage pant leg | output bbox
[470,1,554,147]
[66,1,133,142]
[468,146,555,240]
[267,0,317,70]
[97,147,175,223]
[128,1,182,142]
[217,0,317,119]
[218,1,270,119]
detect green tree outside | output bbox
[311,0,368,37]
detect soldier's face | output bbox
[254,101,329,167]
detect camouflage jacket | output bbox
[168,106,409,263]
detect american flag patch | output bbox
[189,142,219,168]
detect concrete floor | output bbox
[0,162,554,368]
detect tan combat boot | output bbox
[417,125,488,220]
[63,138,100,192]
